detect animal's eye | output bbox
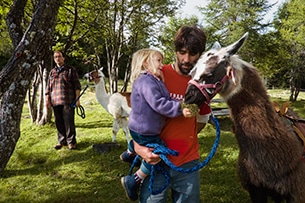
[207,73,213,77]
[207,52,214,57]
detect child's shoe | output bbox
[121,174,139,201]
[120,151,141,167]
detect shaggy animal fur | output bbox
[227,65,305,203]
[185,33,305,203]
[84,68,131,143]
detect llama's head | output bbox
[84,68,105,84]
[184,33,248,107]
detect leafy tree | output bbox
[274,0,305,101]
[0,0,61,174]
[101,0,182,93]
[53,0,108,63]
[199,0,274,71]
[0,0,185,127]
[0,1,13,65]
[50,0,183,93]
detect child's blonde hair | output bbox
[130,48,163,83]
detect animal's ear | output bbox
[211,41,221,50]
[225,32,248,56]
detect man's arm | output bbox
[133,141,161,165]
[75,89,80,107]
[73,67,81,107]
[46,94,51,109]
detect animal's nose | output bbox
[83,73,92,81]
[184,84,194,104]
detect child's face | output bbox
[149,53,163,78]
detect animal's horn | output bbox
[211,41,221,50]
[225,32,249,57]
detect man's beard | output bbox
[177,62,194,75]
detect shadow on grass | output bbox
[75,120,113,129]
[2,115,250,203]
[2,140,124,178]
[1,145,130,203]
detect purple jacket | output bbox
[129,73,182,136]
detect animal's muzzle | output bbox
[184,83,208,107]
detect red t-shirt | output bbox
[160,64,211,166]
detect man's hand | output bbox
[76,100,80,107]
[133,141,161,165]
[46,96,51,109]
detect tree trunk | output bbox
[36,55,53,125]
[120,34,137,92]
[28,68,39,123]
[121,59,131,92]
[35,65,44,123]
[0,0,61,174]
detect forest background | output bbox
[0,0,304,180]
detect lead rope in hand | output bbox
[70,84,89,119]
[128,114,221,195]
[76,105,86,119]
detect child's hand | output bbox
[181,103,199,117]
[182,108,194,118]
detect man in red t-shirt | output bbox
[127,26,210,202]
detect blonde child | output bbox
[120,48,193,201]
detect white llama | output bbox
[84,68,131,143]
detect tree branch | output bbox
[6,0,27,48]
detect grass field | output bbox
[0,86,304,203]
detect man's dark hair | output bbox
[174,26,207,55]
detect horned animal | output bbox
[184,33,305,203]
[84,68,131,143]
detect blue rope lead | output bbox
[128,115,221,195]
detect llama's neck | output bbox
[227,86,273,126]
[95,80,110,112]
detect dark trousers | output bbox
[53,105,76,145]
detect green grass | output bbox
[0,88,305,203]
